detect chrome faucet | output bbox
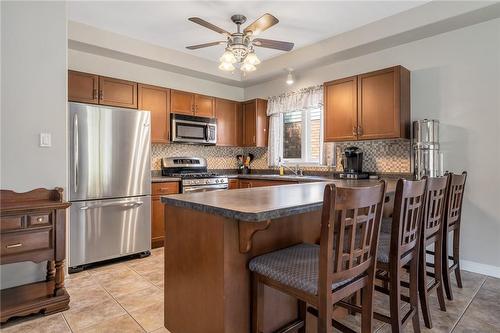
[279,158,304,176]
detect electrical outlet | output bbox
[39,133,51,147]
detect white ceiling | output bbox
[68,1,427,62]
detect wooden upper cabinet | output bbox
[323,65,410,141]
[215,98,240,146]
[242,100,257,147]
[357,66,410,140]
[68,70,99,104]
[98,76,138,109]
[324,76,358,142]
[256,99,268,147]
[170,91,214,117]
[242,99,268,147]
[170,90,194,115]
[195,94,215,117]
[138,84,170,144]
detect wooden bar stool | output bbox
[249,182,386,333]
[418,176,449,328]
[373,179,427,333]
[442,172,467,301]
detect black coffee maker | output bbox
[340,146,369,179]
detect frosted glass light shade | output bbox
[243,52,261,65]
[240,62,257,72]
[219,50,237,64]
[219,62,235,71]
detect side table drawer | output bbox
[1,229,53,257]
[27,212,52,227]
[1,216,24,231]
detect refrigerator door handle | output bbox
[80,200,144,210]
[73,113,79,192]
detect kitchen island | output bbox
[161,180,395,333]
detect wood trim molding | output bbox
[238,219,271,253]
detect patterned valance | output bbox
[267,85,323,116]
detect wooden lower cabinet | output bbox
[238,179,297,188]
[138,84,170,143]
[228,179,239,189]
[151,182,179,248]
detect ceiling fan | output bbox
[186,13,294,73]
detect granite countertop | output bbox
[161,180,395,222]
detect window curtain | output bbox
[266,85,323,166]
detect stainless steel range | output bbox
[161,157,228,193]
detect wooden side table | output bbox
[0,188,71,323]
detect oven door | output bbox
[182,184,228,193]
[172,119,210,144]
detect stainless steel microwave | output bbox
[171,113,217,145]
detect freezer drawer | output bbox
[69,196,151,268]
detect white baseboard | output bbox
[461,260,500,278]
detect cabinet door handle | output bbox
[352,126,357,136]
[93,89,98,100]
[98,90,103,100]
[253,135,256,143]
[6,243,22,249]
[358,126,363,135]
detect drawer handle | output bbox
[37,217,44,222]
[6,243,22,249]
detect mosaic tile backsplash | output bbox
[152,139,411,173]
[151,144,267,170]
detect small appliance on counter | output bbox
[413,119,443,179]
[339,146,369,179]
[161,157,228,193]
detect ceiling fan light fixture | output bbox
[240,62,257,73]
[219,49,237,64]
[218,61,235,71]
[243,51,261,66]
[286,71,295,85]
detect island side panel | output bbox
[224,210,322,333]
[164,204,225,333]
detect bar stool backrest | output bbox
[422,176,449,242]
[444,172,467,229]
[391,179,427,264]
[319,181,386,291]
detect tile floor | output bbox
[1,247,499,333]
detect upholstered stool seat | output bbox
[376,232,391,263]
[249,243,354,295]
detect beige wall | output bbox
[246,18,500,273]
[1,1,68,288]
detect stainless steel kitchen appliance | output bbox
[68,102,151,271]
[171,114,217,145]
[161,157,228,193]
[339,146,369,179]
[413,119,443,179]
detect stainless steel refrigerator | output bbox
[68,102,151,270]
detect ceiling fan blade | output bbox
[188,17,231,36]
[243,13,279,36]
[186,41,225,50]
[253,38,294,51]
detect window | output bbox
[282,108,323,164]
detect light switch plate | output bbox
[39,133,51,147]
